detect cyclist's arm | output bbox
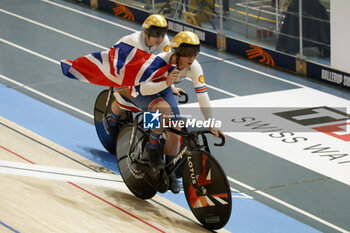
[139,80,168,95]
[139,67,179,95]
[188,61,212,120]
[189,62,224,138]
[197,92,212,120]
[139,58,178,95]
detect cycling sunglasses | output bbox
[177,46,200,57]
[146,27,168,38]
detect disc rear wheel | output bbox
[94,89,132,154]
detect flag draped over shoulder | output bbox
[60,42,175,87]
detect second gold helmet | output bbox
[142,14,168,38]
[170,31,200,48]
[170,31,200,57]
[142,14,167,29]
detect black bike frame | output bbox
[118,103,231,230]
[128,113,225,186]
[128,113,147,157]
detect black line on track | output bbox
[229,176,331,195]
[0,121,100,172]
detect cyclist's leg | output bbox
[107,87,130,126]
[132,87,181,192]
[108,101,122,127]
[159,87,181,193]
[159,87,181,156]
[131,91,173,169]
[103,87,132,140]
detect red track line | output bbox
[68,181,165,232]
[0,145,35,164]
[1,144,166,233]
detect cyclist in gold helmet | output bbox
[116,14,170,54]
[104,14,177,139]
[120,31,225,194]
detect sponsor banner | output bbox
[225,36,296,71]
[307,61,350,90]
[98,0,148,23]
[181,88,350,185]
[166,19,216,46]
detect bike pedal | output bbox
[133,163,149,173]
[156,181,169,193]
[156,171,169,193]
[135,158,151,166]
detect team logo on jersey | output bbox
[163,45,170,52]
[198,75,205,83]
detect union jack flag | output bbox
[60,42,175,87]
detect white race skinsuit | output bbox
[115,31,170,54]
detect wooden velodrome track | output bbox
[0,116,229,233]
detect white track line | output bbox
[0,72,93,119]
[0,38,60,65]
[0,160,129,190]
[227,176,349,233]
[0,160,123,181]
[184,77,238,97]
[0,8,107,50]
[42,0,138,32]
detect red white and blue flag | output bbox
[61,42,175,87]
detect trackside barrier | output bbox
[76,0,350,90]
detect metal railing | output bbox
[128,0,331,65]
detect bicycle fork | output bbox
[186,152,209,196]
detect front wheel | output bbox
[183,150,232,230]
[116,125,157,200]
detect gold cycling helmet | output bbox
[142,14,168,37]
[170,31,200,57]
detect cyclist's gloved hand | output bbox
[166,68,180,86]
[172,86,185,96]
[209,127,226,140]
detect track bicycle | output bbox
[94,88,231,229]
[116,113,232,230]
[94,87,188,154]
